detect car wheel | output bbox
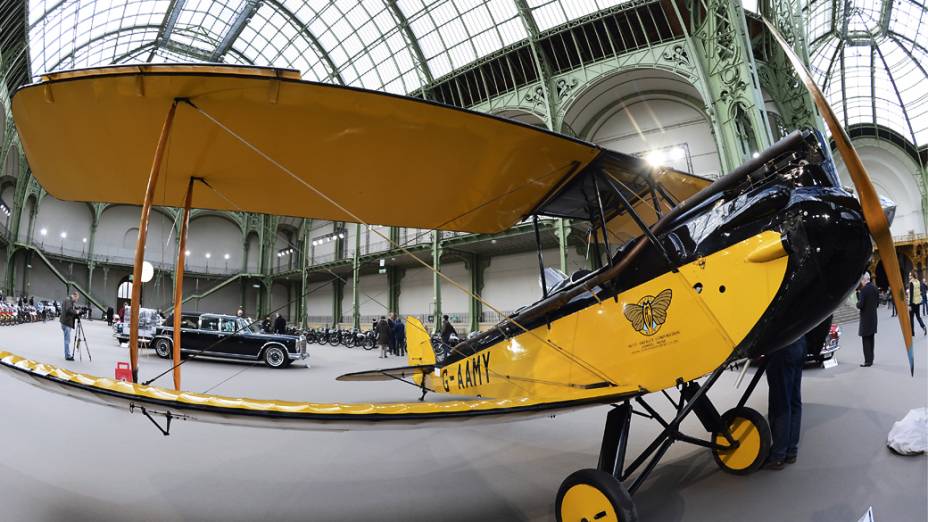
[153,339,172,359]
[263,345,288,368]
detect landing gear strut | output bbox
[555,361,771,521]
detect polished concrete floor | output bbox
[0,308,925,521]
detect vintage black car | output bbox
[151,312,307,368]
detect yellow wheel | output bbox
[712,406,771,475]
[556,469,637,522]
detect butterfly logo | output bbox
[623,289,672,336]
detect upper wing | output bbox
[12,64,600,234]
[0,351,624,431]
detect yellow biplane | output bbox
[0,23,914,521]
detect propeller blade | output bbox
[762,18,914,374]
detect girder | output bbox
[210,0,262,62]
[512,0,557,130]
[263,0,344,85]
[385,0,433,86]
[150,0,187,62]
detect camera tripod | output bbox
[72,317,92,362]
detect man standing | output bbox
[764,335,806,470]
[440,315,457,344]
[857,272,878,367]
[391,313,406,356]
[376,315,392,359]
[273,313,287,334]
[60,291,79,361]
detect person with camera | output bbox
[60,291,80,361]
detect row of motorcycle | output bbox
[0,303,57,325]
[303,327,378,350]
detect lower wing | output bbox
[0,351,625,431]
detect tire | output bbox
[153,339,172,359]
[263,345,288,368]
[363,336,375,351]
[344,334,356,348]
[556,469,637,522]
[328,333,340,346]
[712,406,771,475]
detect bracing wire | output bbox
[181,99,617,387]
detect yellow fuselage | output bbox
[424,231,788,401]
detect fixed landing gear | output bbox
[556,361,770,521]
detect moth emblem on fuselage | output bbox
[624,289,672,336]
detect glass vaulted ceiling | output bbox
[27,0,632,95]
[808,0,928,147]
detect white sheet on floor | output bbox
[886,407,928,455]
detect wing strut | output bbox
[171,177,196,391]
[129,99,178,384]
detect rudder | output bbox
[406,316,436,367]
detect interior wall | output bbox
[186,216,242,272]
[306,278,334,325]
[309,221,337,263]
[398,266,433,318]
[181,276,242,316]
[270,281,292,320]
[563,69,722,178]
[833,139,926,236]
[32,197,93,255]
[438,262,468,316]
[96,206,176,265]
[357,273,389,321]
[482,249,564,313]
[0,183,15,230]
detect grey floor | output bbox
[0,308,925,522]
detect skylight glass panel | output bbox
[807,0,833,47]
[28,0,170,75]
[809,0,928,146]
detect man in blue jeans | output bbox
[764,336,806,470]
[60,291,79,360]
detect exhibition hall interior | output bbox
[0,0,926,520]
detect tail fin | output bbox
[406,316,436,368]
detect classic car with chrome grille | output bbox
[151,312,307,368]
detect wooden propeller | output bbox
[762,18,914,374]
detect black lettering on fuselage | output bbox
[447,352,492,391]
[472,356,482,386]
[441,368,450,392]
[482,352,490,383]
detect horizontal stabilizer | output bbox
[336,365,435,382]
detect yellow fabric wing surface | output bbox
[0,351,615,429]
[12,64,600,234]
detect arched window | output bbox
[117,281,133,299]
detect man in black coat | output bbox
[856,272,879,367]
[376,316,393,359]
[273,313,287,334]
[60,291,80,361]
[440,315,457,344]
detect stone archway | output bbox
[561,68,722,178]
